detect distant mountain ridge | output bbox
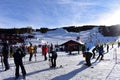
[36,25,120,36]
[99,25,120,36]
[0,25,120,36]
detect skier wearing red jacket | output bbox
[42,45,48,61]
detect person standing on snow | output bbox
[96,45,104,61]
[10,45,13,58]
[92,45,98,59]
[2,41,10,71]
[83,51,92,66]
[34,45,37,61]
[49,51,57,68]
[34,45,37,54]
[42,45,48,61]
[13,46,26,79]
[28,43,34,61]
[106,44,109,53]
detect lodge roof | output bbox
[60,40,84,46]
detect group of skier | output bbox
[0,41,27,79]
[42,43,58,68]
[1,39,115,80]
[0,41,58,79]
[82,43,108,67]
[82,42,120,66]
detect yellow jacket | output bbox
[29,46,34,54]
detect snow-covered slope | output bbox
[27,27,119,49]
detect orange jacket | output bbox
[29,46,34,54]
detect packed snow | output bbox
[0,27,120,80]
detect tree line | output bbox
[36,25,97,33]
[0,27,33,34]
[0,25,120,36]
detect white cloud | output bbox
[57,0,96,6]
[55,0,99,26]
[1,0,120,29]
[95,6,120,26]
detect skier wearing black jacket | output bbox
[83,51,93,66]
[13,47,26,79]
[2,41,10,71]
[92,45,98,59]
[49,51,57,68]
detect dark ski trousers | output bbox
[3,57,9,70]
[14,59,26,77]
[29,53,33,61]
[51,57,57,67]
[86,57,91,66]
[44,54,47,60]
[85,52,92,66]
[96,54,103,61]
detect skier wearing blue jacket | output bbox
[96,45,104,61]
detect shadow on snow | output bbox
[27,68,52,76]
[52,64,89,80]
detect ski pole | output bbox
[1,55,4,70]
[115,48,117,64]
[34,52,37,62]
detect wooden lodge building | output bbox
[60,40,84,54]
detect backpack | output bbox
[17,48,26,57]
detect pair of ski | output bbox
[48,56,63,69]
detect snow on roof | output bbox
[60,39,84,46]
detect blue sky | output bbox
[0,0,120,29]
